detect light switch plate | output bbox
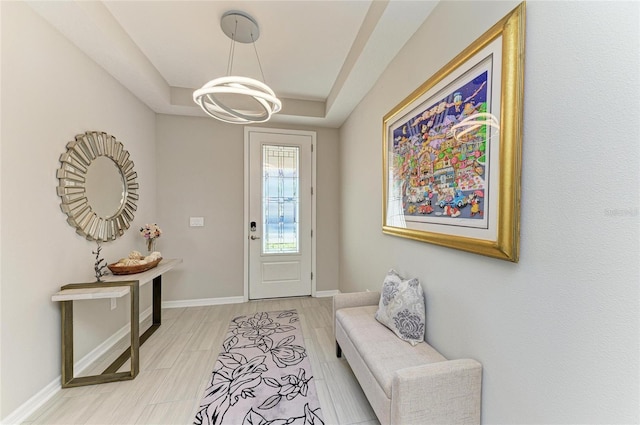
[190,217,205,227]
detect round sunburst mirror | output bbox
[56,131,139,241]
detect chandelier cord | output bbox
[251,33,267,84]
[226,20,238,76]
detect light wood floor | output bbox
[23,297,381,425]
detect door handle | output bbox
[250,235,261,240]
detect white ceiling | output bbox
[27,1,438,127]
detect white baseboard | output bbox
[315,290,340,297]
[161,296,245,308]
[1,378,59,425]
[161,293,340,307]
[74,306,152,372]
[1,307,152,425]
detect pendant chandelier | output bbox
[193,11,282,124]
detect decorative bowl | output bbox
[107,258,162,275]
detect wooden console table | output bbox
[51,258,182,388]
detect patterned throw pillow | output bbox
[375,269,425,346]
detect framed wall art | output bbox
[382,3,525,262]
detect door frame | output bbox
[243,127,317,302]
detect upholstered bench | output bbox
[333,291,482,425]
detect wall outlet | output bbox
[190,217,205,227]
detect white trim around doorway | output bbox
[243,127,317,302]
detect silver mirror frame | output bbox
[57,131,139,242]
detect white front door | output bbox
[245,128,315,300]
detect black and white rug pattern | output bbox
[194,309,324,425]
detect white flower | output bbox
[139,223,162,240]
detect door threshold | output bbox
[248,295,313,302]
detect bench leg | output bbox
[336,341,342,358]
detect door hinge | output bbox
[311,144,314,153]
[311,229,313,237]
[311,272,313,280]
[311,186,314,195]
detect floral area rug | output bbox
[194,309,324,425]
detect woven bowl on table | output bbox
[107,258,162,275]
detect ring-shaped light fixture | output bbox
[193,11,282,124]
[193,76,282,124]
[450,112,500,142]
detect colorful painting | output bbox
[391,70,490,226]
[382,3,525,262]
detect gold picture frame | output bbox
[382,3,525,262]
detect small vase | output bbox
[147,238,156,253]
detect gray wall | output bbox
[1,2,157,418]
[156,115,340,302]
[339,1,639,423]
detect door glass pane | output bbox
[263,145,299,254]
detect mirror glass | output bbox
[85,157,125,218]
[57,131,139,242]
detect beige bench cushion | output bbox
[336,305,446,398]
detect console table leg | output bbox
[153,275,162,326]
[139,275,162,346]
[61,300,74,387]
[59,280,140,387]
